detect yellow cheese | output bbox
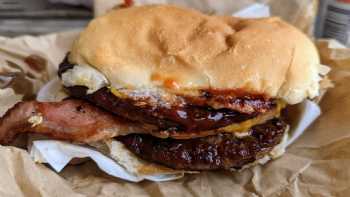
[109,87,127,99]
[110,87,286,133]
[219,100,286,133]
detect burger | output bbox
[0,5,323,172]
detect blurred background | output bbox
[0,0,92,36]
[0,0,349,46]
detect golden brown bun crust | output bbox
[70,5,321,104]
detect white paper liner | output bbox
[233,3,270,18]
[286,101,321,146]
[30,140,184,182]
[36,77,68,102]
[31,141,141,182]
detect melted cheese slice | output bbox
[110,87,286,137]
[219,100,286,134]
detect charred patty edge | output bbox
[116,118,287,170]
[65,86,280,134]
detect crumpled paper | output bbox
[0,0,347,196]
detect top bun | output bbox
[69,5,321,104]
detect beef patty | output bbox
[117,118,287,170]
[66,86,279,134]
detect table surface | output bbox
[0,0,92,37]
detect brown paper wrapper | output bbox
[0,1,348,196]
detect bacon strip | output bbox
[0,100,144,145]
[0,97,283,145]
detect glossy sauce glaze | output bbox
[67,86,276,132]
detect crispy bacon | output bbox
[0,100,144,145]
[0,98,282,144]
